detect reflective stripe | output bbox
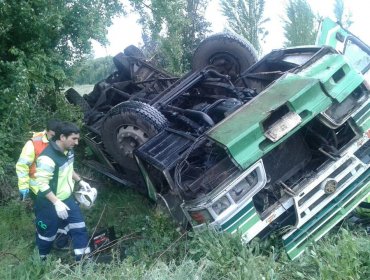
[57,228,68,235]
[59,158,74,172]
[17,171,29,178]
[61,222,86,233]
[31,131,48,143]
[29,179,39,195]
[69,222,86,229]
[38,233,57,242]
[29,179,38,186]
[16,140,36,191]
[17,158,32,166]
[74,247,91,255]
[37,162,55,173]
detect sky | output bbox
[92,0,370,58]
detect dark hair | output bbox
[46,119,60,131]
[53,121,80,140]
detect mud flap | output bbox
[283,169,370,260]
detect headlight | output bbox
[212,196,231,215]
[229,170,258,202]
[189,209,214,225]
[320,88,368,128]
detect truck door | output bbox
[316,18,370,77]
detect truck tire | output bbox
[124,45,145,58]
[101,101,168,171]
[112,46,145,80]
[113,53,131,79]
[192,33,258,81]
[65,88,91,113]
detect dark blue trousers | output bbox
[35,196,90,260]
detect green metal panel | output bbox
[237,214,260,234]
[221,201,254,230]
[221,201,260,233]
[316,18,370,75]
[208,52,364,169]
[316,18,349,49]
[299,54,364,103]
[352,102,370,132]
[208,73,331,169]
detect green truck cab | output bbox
[67,18,369,259]
[180,19,369,259]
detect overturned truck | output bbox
[66,18,370,259]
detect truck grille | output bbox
[295,155,366,224]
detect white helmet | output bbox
[74,188,97,209]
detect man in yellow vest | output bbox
[16,119,60,200]
[34,121,91,260]
[16,120,73,250]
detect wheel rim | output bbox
[117,125,149,158]
[209,52,240,78]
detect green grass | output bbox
[1,171,369,279]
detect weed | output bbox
[1,174,369,279]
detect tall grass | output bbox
[1,176,369,279]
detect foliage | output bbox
[219,0,269,54]
[279,227,370,280]
[1,182,369,280]
[1,1,369,279]
[283,0,317,47]
[129,0,211,75]
[1,0,120,72]
[333,0,353,28]
[66,172,188,264]
[74,56,116,85]
[0,0,123,189]
[188,230,278,279]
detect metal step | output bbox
[83,159,136,189]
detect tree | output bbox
[0,0,123,182]
[219,0,269,54]
[283,0,317,47]
[74,57,116,85]
[129,0,210,75]
[333,0,353,28]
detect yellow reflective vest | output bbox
[35,141,75,201]
[15,131,49,194]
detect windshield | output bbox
[344,38,370,74]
